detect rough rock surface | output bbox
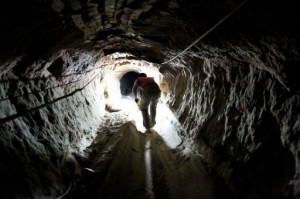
[0,0,299,198]
[165,36,299,197]
[0,50,105,198]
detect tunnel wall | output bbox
[0,50,105,198]
[0,0,299,198]
[166,36,300,198]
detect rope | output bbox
[0,70,101,102]
[56,166,75,199]
[161,0,248,65]
[0,68,101,83]
[0,73,100,124]
[0,68,102,102]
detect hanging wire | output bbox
[0,73,100,124]
[161,0,248,65]
[0,70,101,102]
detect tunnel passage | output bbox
[119,71,139,96]
[0,0,299,198]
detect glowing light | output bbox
[104,86,182,149]
[101,56,182,149]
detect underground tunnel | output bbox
[120,71,139,96]
[0,0,299,198]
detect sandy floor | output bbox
[66,100,232,199]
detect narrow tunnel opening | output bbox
[119,71,139,96]
[99,54,182,145]
[62,56,206,199]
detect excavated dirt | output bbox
[66,120,233,199]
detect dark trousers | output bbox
[140,84,161,129]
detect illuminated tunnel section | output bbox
[0,0,299,196]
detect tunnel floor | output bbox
[65,98,233,199]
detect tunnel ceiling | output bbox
[1,0,299,67]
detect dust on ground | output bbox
[66,99,232,199]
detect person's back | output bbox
[135,77,157,89]
[132,73,161,130]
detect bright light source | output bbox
[100,54,182,149]
[109,95,182,149]
[152,102,182,148]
